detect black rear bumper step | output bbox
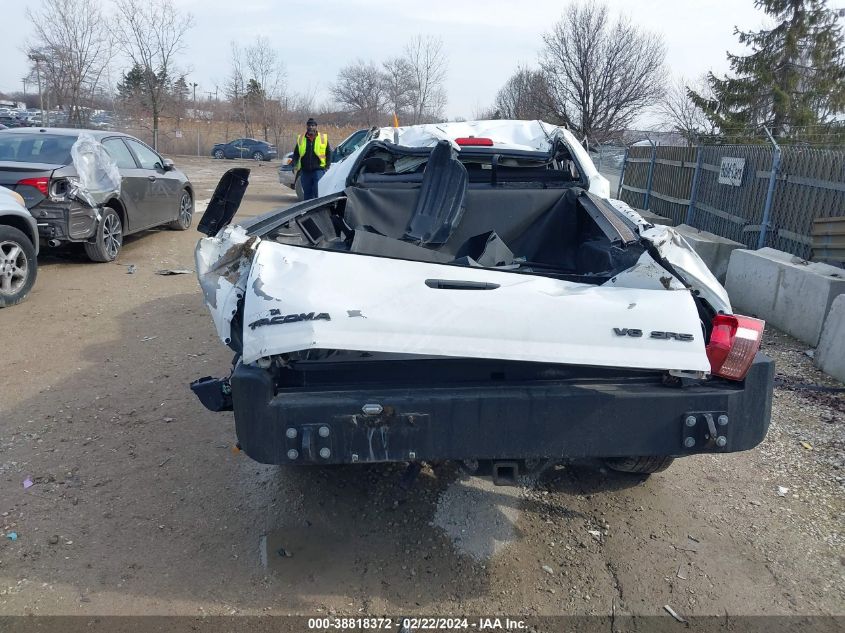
[221,354,774,465]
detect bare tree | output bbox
[403,35,448,124]
[242,37,286,141]
[494,66,556,121]
[657,75,718,143]
[540,1,666,141]
[330,60,387,126]
[382,56,414,123]
[226,43,252,136]
[25,0,111,126]
[112,0,194,149]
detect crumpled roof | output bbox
[371,119,566,152]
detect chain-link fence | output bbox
[591,144,626,196]
[618,143,845,260]
[113,119,363,158]
[41,116,363,159]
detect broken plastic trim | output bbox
[198,168,250,236]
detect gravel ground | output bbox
[0,156,842,621]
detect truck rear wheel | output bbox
[604,456,674,474]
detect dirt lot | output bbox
[1,155,842,622]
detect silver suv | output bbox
[0,186,38,307]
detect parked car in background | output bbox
[0,128,194,262]
[0,116,27,128]
[211,138,277,161]
[195,120,773,479]
[278,128,371,200]
[0,185,38,307]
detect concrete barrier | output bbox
[675,224,745,283]
[815,294,845,383]
[725,247,845,346]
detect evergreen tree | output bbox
[117,64,146,103]
[172,75,190,102]
[245,79,265,107]
[690,0,845,142]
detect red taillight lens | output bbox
[17,177,49,196]
[455,137,493,146]
[706,314,765,380]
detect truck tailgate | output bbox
[241,241,710,373]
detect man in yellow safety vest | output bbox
[292,118,332,200]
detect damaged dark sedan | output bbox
[0,128,194,261]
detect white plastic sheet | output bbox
[69,132,121,206]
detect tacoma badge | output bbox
[248,311,331,330]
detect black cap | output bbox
[306,118,317,126]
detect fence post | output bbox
[758,128,781,250]
[643,140,657,210]
[617,146,629,199]
[685,146,703,225]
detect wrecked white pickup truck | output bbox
[191,121,773,481]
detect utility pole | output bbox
[192,82,199,156]
[27,52,48,127]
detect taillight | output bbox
[706,314,765,380]
[455,137,493,146]
[17,177,49,196]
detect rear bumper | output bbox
[224,354,774,465]
[32,202,97,242]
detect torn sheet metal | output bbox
[69,132,121,207]
[237,241,710,372]
[606,198,732,314]
[195,225,256,343]
[642,224,732,314]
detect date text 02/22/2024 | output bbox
[306,617,527,631]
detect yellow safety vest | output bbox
[296,133,328,169]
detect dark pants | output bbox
[300,169,325,200]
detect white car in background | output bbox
[191,119,773,481]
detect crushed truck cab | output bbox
[191,120,773,478]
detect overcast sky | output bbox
[0,0,771,123]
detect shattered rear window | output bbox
[0,133,76,165]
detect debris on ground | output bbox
[800,441,813,450]
[663,604,687,623]
[22,477,33,489]
[126,264,137,274]
[6,532,18,541]
[140,336,158,342]
[777,486,789,497]
[155,269,193,275]
[541,564,554,575]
